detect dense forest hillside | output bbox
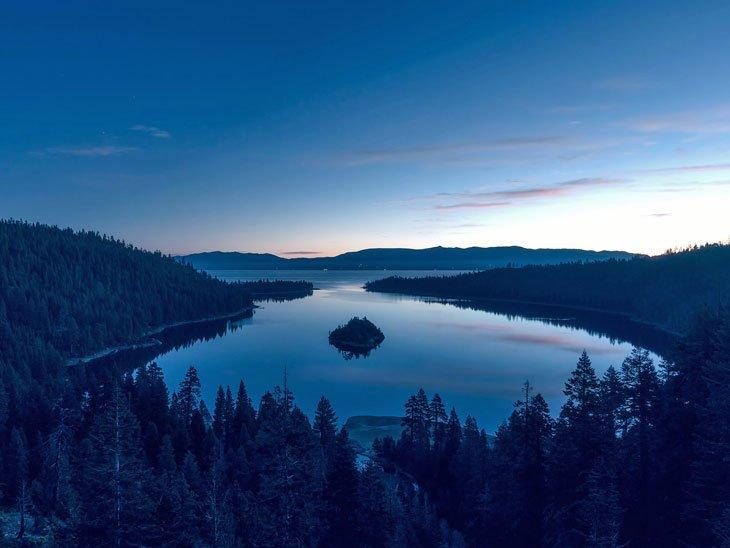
[181,246,637,271]
[366,243,730,334]
[0,220,269,387]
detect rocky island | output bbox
[328,316,385,359]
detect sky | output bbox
[1,1,729,256]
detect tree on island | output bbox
[328,316,385,359]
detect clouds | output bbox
[641,162,730,174]
[130,124,171,139]
[34,146,137,157]
[433,201,511,211]
[431,177,625,211]
[281,251,322,255]
[596,75,654,92]
[335,136,568,166]
[32,123,170,159]
[623,105,730,134]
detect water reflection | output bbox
[93,270,677,433]
[424,298,676,357]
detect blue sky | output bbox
[1,1,729,255]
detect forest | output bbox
[0,308,727,546]
[1,221,729,546]
[0,220,310,384]
[365,243,730,334]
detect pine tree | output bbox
[153,436,200,545]
[429,393,448,453]
[77,383,153,546]
[178,366,201,425]
[548,351,608,544]
[402,388,430,455]
[255,391,319,545]
[206,444,236,546]
[6,427,29,501]
[213,386,227,441]
[322,428,360,546]
[232,379,255,447]
[446,407,462,455]
[358,460,393,546]
[44,406,78,524]
[577,461,622,548]
[313,396,338,468]
[599,365,624,436]
[620,348,660,544]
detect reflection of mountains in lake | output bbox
[423,298,677,357]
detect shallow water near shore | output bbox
[143,270,670,432]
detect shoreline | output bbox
[367,288,683,338]
[66,305,256,366]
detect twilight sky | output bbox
[1,1,729,256]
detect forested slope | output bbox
[366,243,730,333]
[0,220,253,384]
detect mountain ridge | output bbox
[179,245,640,271]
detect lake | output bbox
[143,270,673,433]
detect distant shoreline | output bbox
[368,290,684,338]
[66,306,256,366]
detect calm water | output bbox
[146,270,671,432]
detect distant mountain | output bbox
[179,246,638,271]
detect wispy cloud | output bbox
[596,75,653,92]
[641,162,730,174]
[332,134,644,168]
[648,212,671,217]
[433,201,512,210]
[281,251,322,255]
[335,136,567,166]
[130,124,171,139]
[542,103,614,115]
[648,179,730,193]
[623,105,730,134]
[453,222,492,228]
[437,177,623,200]
[430,177,625,211]
[34,146,138,157]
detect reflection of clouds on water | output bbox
[427,319,626,356]
[306,360,568,398]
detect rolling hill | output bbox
[180,246,637,271]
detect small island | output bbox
[328,316,385,359]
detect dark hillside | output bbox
[0,220,253,385]
[366,243,730,334]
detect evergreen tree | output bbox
[322,428,360,546]
[599,365,624,436]
[212,385,227,441]
[429,393,448,453]
[178,366,201,425]
[402,388,431,457]
[232,379,255,447]
[153,436,200,545]
[548,351,608,545]
[358,460,393,546]
[313,396,338,468]
[6,427,29,502]
[76,384,153,546]
[255,391,319,545]
[619,348,660,544]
